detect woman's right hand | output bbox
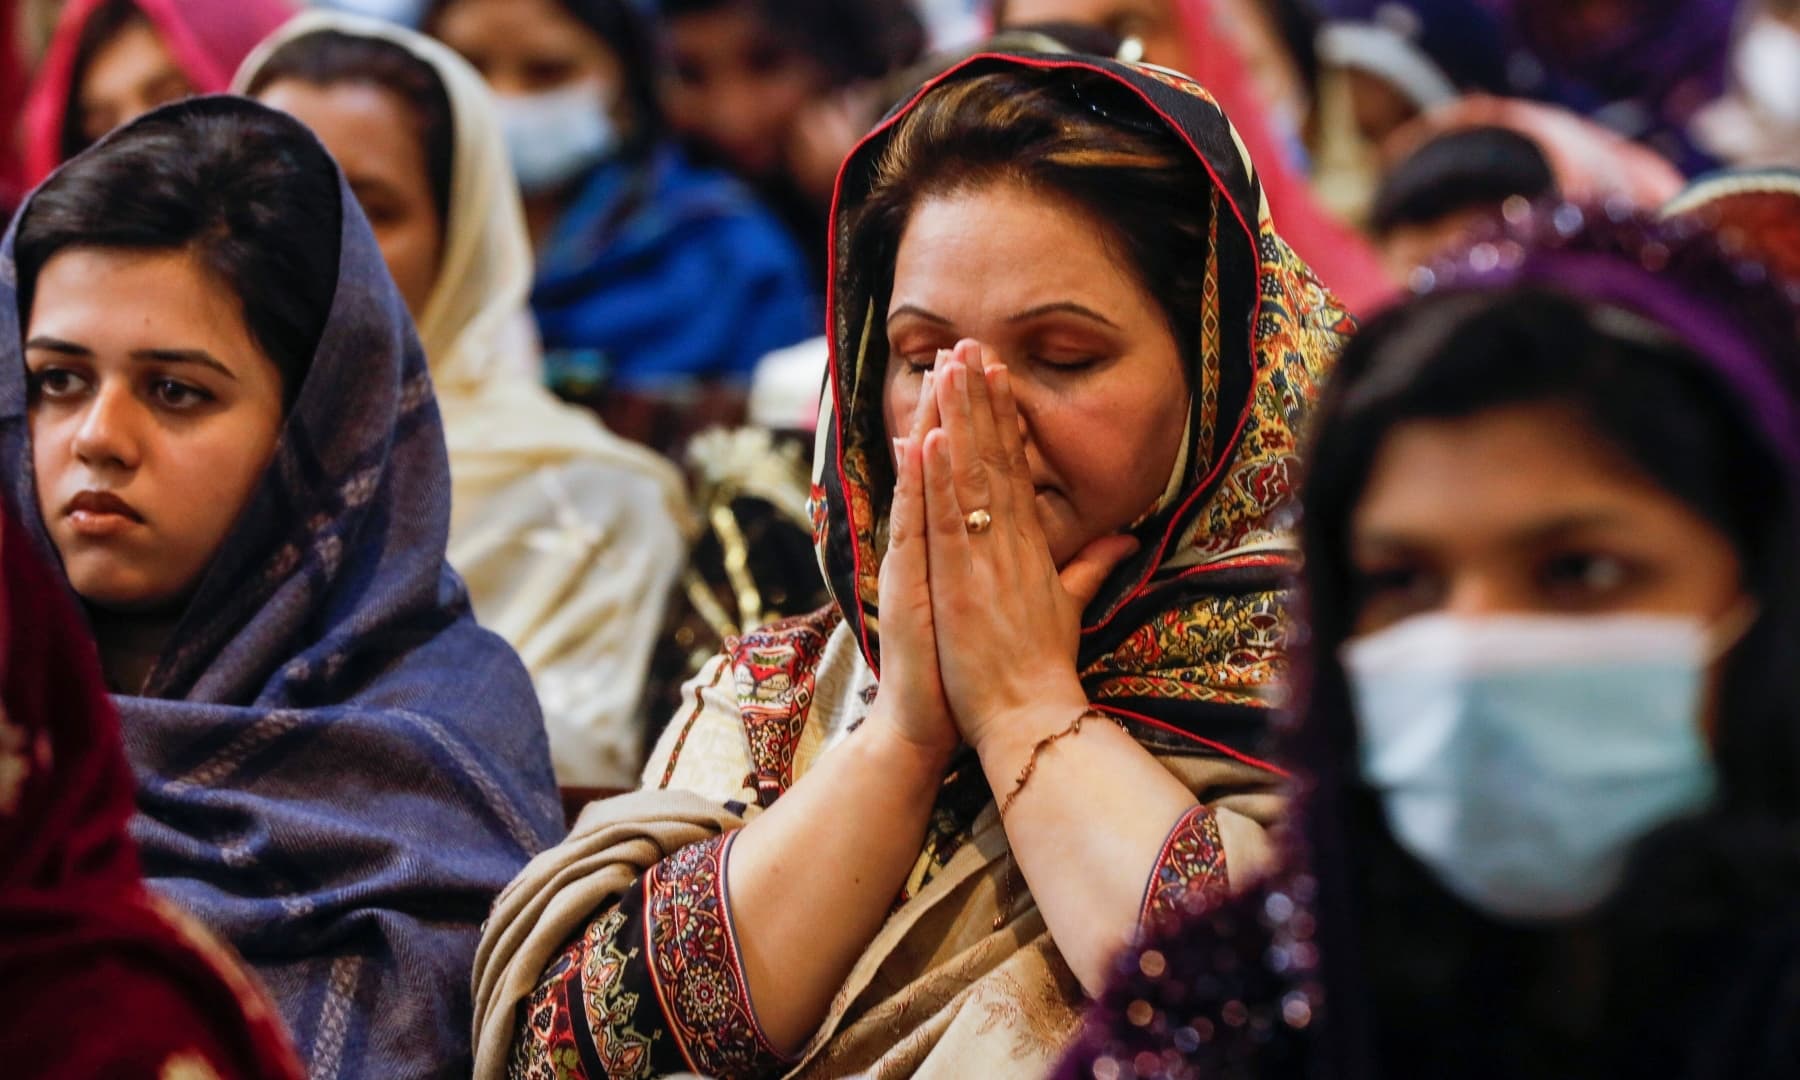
[870,366,959,764]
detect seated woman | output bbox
[471,53,1354,1078]
[240,11,694,795]
[424,0,818,453]
[19,0,292,187]
[1062,210,1800,1077]
[2,98,563,1077]
[0,508,303,1080]
[656,0,926,284]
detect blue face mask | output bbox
[1342,612,1745,922]
[494,81,620,196]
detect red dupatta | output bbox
[19,0,294,187]
[0,510,302,1079]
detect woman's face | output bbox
[256,79,444,319]
[881,180,1190,568]
[433,0,623,100]
[26,248,286,612]
[662,2,828,178]
[1347,402,1744,637]
[77,17,193,145]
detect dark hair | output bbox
[425,0,662,145]
[17,97,343,406]
[1295,280,1800,1071]
[1369,126,1556,236]
[658,0,925,87]
[246,30,455,230]
[844,69,1215,377]
[60,0,150,161]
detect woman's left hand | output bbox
[920,340,1139,755]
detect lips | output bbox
[61,490,146,538]
[65,490,144,522]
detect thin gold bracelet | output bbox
[999,708,1114,815]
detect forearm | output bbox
[976,700,1201,996]
[727,708,951,1052]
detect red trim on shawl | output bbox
[1097,704,1291,778]
[824,89,876,677]
[1158,552,1301,587]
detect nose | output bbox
[996,362,1039,469]
[70,382,142,472]
[1441,573,1515,619]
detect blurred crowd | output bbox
[0,1,1797,1078]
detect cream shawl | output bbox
[238,13,695,787]
[472,619,1285,1078]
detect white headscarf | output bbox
[239,13,695,787]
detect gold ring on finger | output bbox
[964,508,993,534]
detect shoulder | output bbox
[722,606,846,675]
[649,148,812,275]
[648,608,869,805]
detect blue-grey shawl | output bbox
[0,97,564,1079]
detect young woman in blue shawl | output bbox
[425,0,821,452]
[1,96,564,1078]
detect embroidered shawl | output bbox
[0,97,564,1079]
[471,55,1346,1080]
[815,51,1355,765]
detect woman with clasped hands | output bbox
[471,52,1354,1080]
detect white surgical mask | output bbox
[494,81,620,195]
[1736,16,1800,126]
[1342,612,1743,921]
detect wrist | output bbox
[971,682,1093,767]
[863,699,959,786]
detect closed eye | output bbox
[1032,352,1103,371]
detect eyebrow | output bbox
[24,336,237,381]
[348,176,402,202]
[886,304,952,327]
[885,301,1122,329]
[1355,510,1636,551]
[1007,301,1121,329]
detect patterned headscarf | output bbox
[812,52,1355,761]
